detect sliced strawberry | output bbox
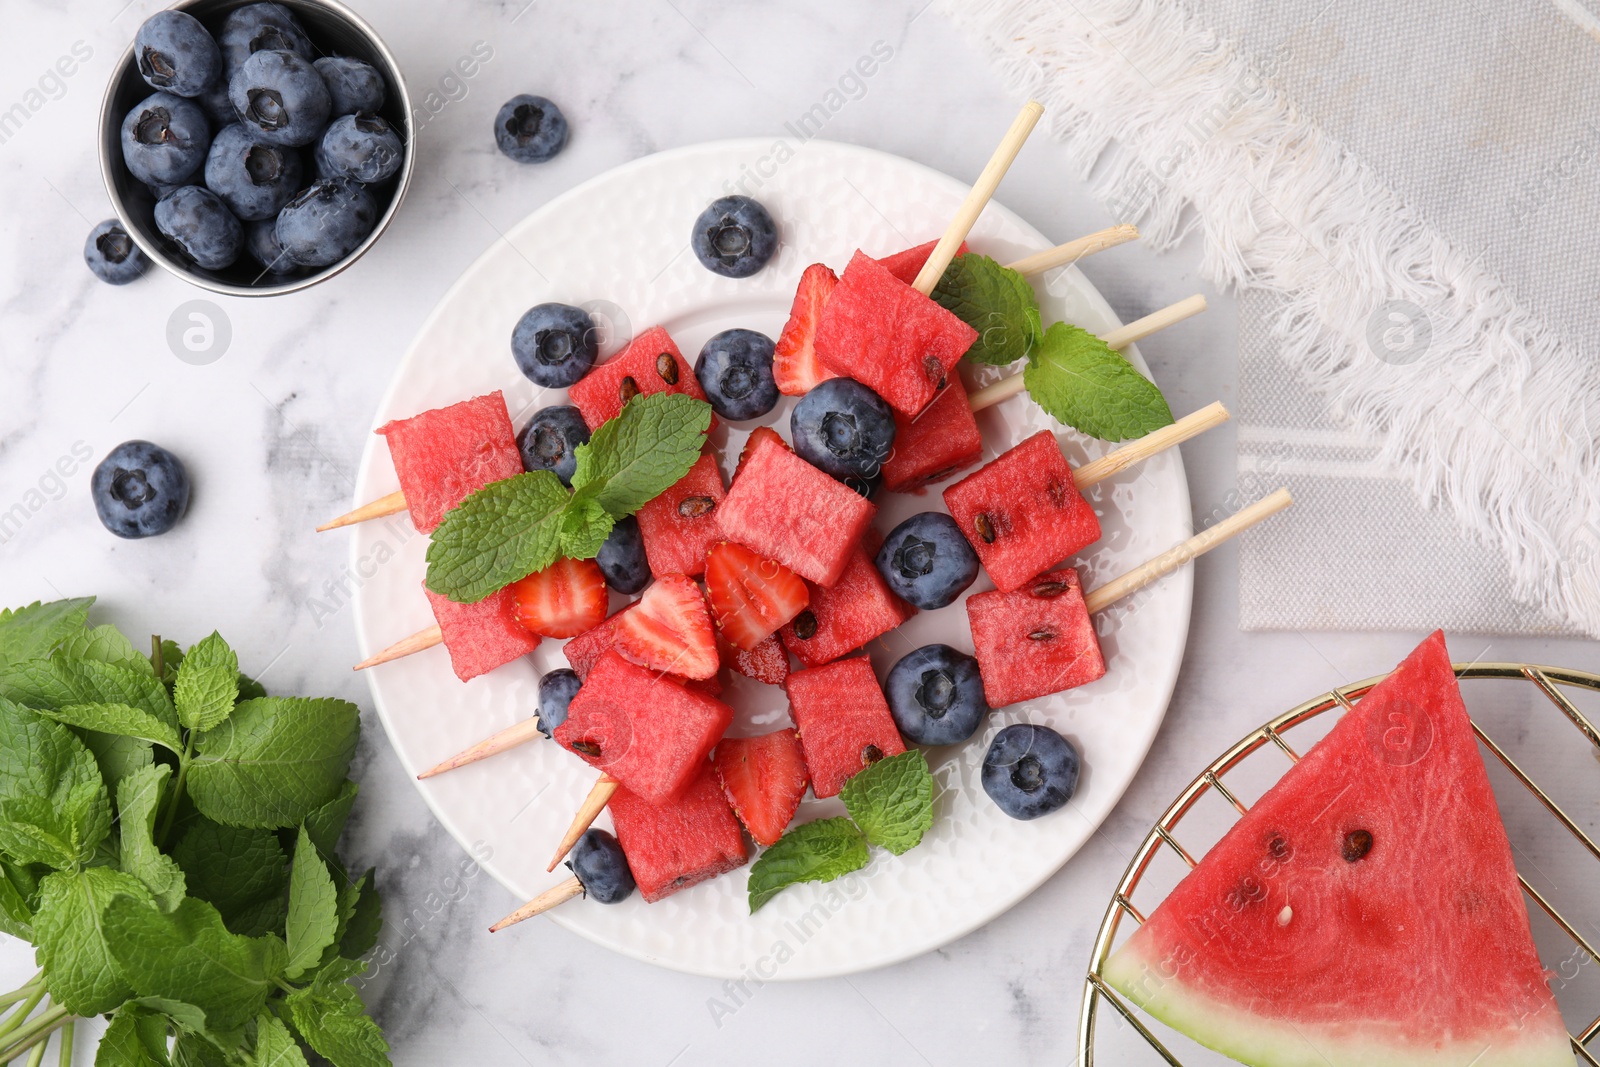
[705,541,809,651]
[773,263,840,396]
[510,557,609,638]
[612,574,719,679]
[718,632,790,687]
[734,427,788,484]
[713,729,810,847]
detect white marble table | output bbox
[1,0,1593,1063]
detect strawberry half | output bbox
[714,728,810,847]
[705,541,809,651]
[773,263,839,396]
[612,573,719,679]
[510,557,609,638]
[718,632,790,687]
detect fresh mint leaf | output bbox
[569,393,712,517]
[0,862,34,941]
[118,764,187,911]
[34,866,149,1015]
[83,732,155,797]
[0,597,93,668]
[188,697,360,829]
[285,827,340,980]
[255,1012,312,1067]
[238,673,267,701]
[171,1032,231,1067]
[131,995,208,1034]
[95,1006,171,1067]
[839,750,935,856]
[424,471,569,604]
[285,961,392,1067]
[558,492,615,560]
[174,632,240,732]
[157,639,185,687]
[337,870,381,961]
[0,655,175,726]
[1023,322,1175,441]
[57,624,151,675]
[0,697,111,866]
[747,817,869,913]
[302,779,358,865]
[171,818,288,936]
[932,253,1043,367]
[102,894,287,1035]
[38,702,182,754]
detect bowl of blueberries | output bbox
[97,0,413,295]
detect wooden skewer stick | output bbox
[1072,401,1230,491]
[488,876,584,932]
[547,774,620,872]
[315,490,407,532]
[418,717,545,779]
[912,100,1045,297]
[352,625,442,671]
[1084,489,1294,615]
[966,294,1210,414]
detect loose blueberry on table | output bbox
[90,440,191,539]
[982,723,1081,820]
[516,404,590,486]
[494,94,569,163]
[135,10,223,98]
[694,328,779,420]
[886,643,991,746]
[789,377,896,483]
[690,194,778,278]
[84,220,149,285]
[511,303,598,387]
[874,511,980,610]
[537,668,583,738]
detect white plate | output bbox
[351,139,1193,980]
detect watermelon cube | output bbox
[965,568,1105,707]
[633,452,725,578]
[779,541,914,668]
[943,431,1101,592]
[568,325,707,431]
[562,608,721,695]
[881,374,983,493]
[715,430,876,587]
[553,651,732,802]
[874,239,969,286]
[421,582,540,682]
[814,250,978,417]
[376,392,523,533]
[784,657,906,798]
[608,760,748,903]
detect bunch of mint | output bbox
[0,597,387,1067]
[426,392,713,603]
[933,253,1175,442]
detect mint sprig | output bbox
[426,392,712,603]
[932,253,1043,367]
[1024,322,1175,441]
[747,818,869,912]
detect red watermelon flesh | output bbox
[1103,632,1574,1067]
[562,607,721,695]
[715,429,876,587]
[779,540,915,668]
[568,325,708,431]
[609,760,748,903]
[965,568,1105,707]
[785,657,906,798]
[633,452,725,578]
[943,430,1101,592]
[421,583,540,682]
[376,392,523,533]
[814,250,979,417]
[553,650,732,803]
[874,239,970,286]
[719,632,789,687]
[881,373,983,493]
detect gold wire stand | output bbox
[1078,663,1600,1067]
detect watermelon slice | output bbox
[421,583,540,682]
[874,239,969,286]
[376,392,523,533]
[633,451,725,578]
[943,430,1101,592]
[1103,632,1575,1067]
[779,540,915,669]
[814,250,979,417]
[715,428,876,587]
[553,650,732,803]
[609,760,748,903]
[785,657,906,798]
[964,568,1105,707]
[568,325,708,431]
[881,374,984,493]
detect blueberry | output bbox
[195,78,239,127]
[516,405,590,486]
[567,829,635,905]
[840,470,882,500]
[510,303,598,388]
[230,49,331,147]
[244,219,297,275]
[315,56,386,116]
[84,220,149,286]
[791,378,896,483]
[494,95,568,163]
[595,515,649,595]
[981,724,1080,820]
[135,11,223,98]
[91,441,191,539]
[120,92,211,186]
[155,186,243,270]
[218,3,313,74]
[694,329,779,421]
[874,512,979,609]
[203,123,303,221]
[145,179,189,200]
[691,195,778,278]
[314,113,402,184]
[275,178,377,267]
[537,668,582,738]
[886,644,990,746]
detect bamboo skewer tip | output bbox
[547,776,621,872]
[489,876,584,932]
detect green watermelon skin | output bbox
[376,392,523,533]
[1103,633,1574,1067]
[785,657,906,798]
[422,583,540,682]
[634,452,725,578]
[609,760,747,903]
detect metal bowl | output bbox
[98,0,414,297]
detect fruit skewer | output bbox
[536,487,1295,900]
